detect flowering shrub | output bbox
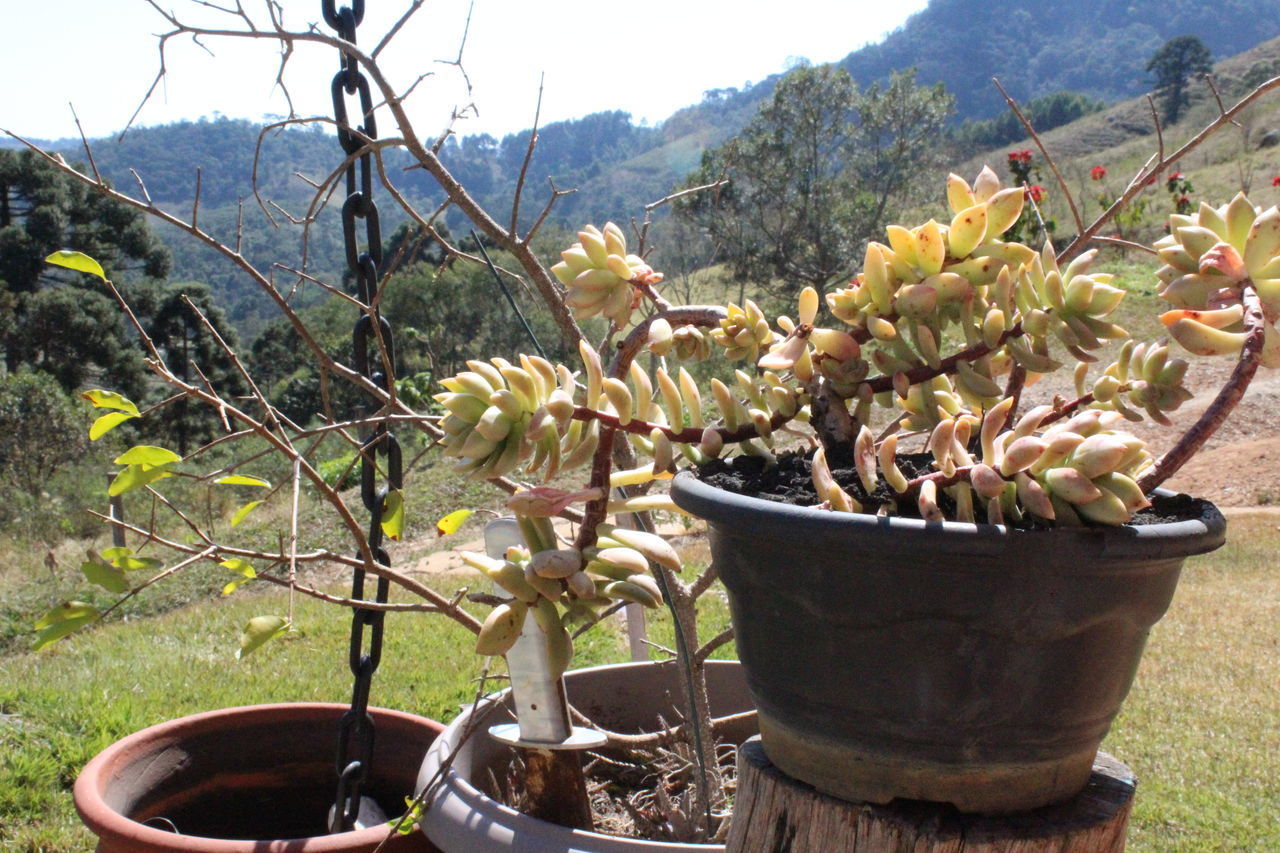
[1167,171,1195,215]
[1003,150,1055,244]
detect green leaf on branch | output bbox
[237,615,289,659]
[80,558,128,594]
[80,389,139,415]
[382,489,405,541]
[214,475,271,488]
[45,250,106,281]
[220,556,258,596]
[230,501,263,527]
[33,601,101,650]
[90,411,137,440]
[219,558,257,579]
[99,547,163,572]
[114,446,182,467]
[109,464,174,496]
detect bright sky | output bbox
[9,0,930,143]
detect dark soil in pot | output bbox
[695,449,1215,527]
[670,467,1226,813]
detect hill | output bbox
[6,0,1280,336]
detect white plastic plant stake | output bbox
[483,517,606,751]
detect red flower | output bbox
[1271,176,1280,187]
[1027,185,1046,203]
[1090,166,1107,181]
[1178,195,1191,206]
[1007,149,1033,163]
[1166,171,1183,187]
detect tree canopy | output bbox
[675,65,953,294]
[0,149,171,397]
[1147,35,1213,123]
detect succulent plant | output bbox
[440,168,1278,540]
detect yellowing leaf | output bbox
[237,615,289,659]
[81,389,139,415]
[219,558,257,579]
[230,500,263,527]
[109,464,174,496]
[113,555,162,572]
[97,548,163,572]
[33,601,101,651]
[436,509,473,537]
[80,559,128,594]
[114,445,182,466]
[381,489,405,541]
[222,578,251,596]
[90,411,136,440]
[46,250,105,281]
[214,475,271,488]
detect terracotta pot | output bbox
[671,473,1227,813]
[74,702,442,852]
[418,659,755,851]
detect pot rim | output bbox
[421,660,745,851]
[74,702,441,853]
[670,470,1227,561]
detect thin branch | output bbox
[373,0,424,58]
[1062,75,1280,261]
[1138,278,1266,492]
[128,169,154,206]
[1146,95,1165,168]
[527,177,576,243]
[1204,74,1240,128]
[694,627,734,665]
[568,707,757,751]
[992,78,1083,236]
[69,104,101,182]
[98,548,218,623]
[1090,235,1159,255]
[510,73,545,238]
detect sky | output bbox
[8,0,930,143]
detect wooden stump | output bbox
[726,737,1135,852]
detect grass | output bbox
[1105,512,1280,852]
[0,531,733,852]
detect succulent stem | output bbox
[1137,278,1266,493]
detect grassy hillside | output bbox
[949,36,1280,239]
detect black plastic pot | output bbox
[670,472,1226,813]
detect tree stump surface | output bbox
[726,737,1135,853]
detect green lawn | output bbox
[0,515,1274,851]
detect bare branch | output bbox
[695,627,735,665]
[373,0,425,58]
[1138,278,1267,492]
[1063,75,1280,261]
[511,73,545,238]
[69,104,101,182]
[992,78,1083,236]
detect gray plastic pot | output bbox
[670,472,1226,813]
[418,659,754,852]
[74,703,441,853]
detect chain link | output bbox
[323,0,402,833]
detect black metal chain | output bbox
[322,0,402,833]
